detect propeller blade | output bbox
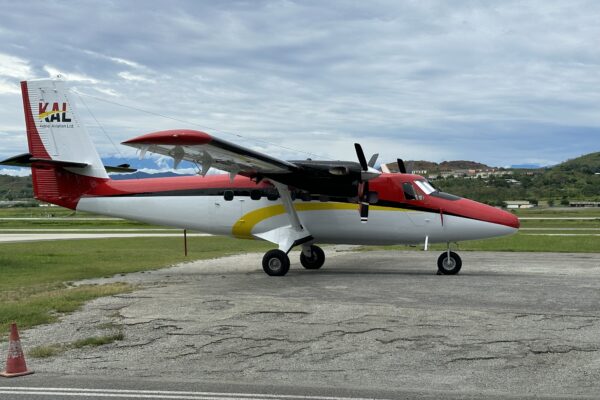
[359,202,369,223]
[397,158,407,174]
[358,181,367,199]
[354,143,368,171]
[357,181,369,223]
[367,153,379,168]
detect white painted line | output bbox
[0,229,180,232]
[521,233,600,236]
[519,217,599,220]
[520,228,600,231]
[0,387,388,400]
[0,217,122,220]
[0,233,212,243]
[1,391,258,399]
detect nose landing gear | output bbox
[437,248,462,275]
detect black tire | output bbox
[437,251,462,275]
[300,245,325,270]
[262,249,290,276]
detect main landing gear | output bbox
[262,245,326,276]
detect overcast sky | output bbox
[1,0,599,176]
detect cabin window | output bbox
[250,190,262,200]
[402,182,417,200]
[300,192,312,201]
[224,190,234,201]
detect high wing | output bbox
[122,129,382,222]
[122,129,296,177]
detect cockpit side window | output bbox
[402,182,417,200]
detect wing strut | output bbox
[255,181,313,253]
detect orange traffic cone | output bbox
[1,323,33,377]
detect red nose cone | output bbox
[497,208,520,229]
[454,199,520,229]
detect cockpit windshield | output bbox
[414,180,437,195]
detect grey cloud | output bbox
[0,0,599,168]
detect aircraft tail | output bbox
[18,78,109,208]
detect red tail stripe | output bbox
[21,81,50,159]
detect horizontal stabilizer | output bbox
[0,153,88,168]
[104,164,137,173]
[0,153,135,173]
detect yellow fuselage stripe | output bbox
[232,202,406,239]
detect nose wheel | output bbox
[437,251,462,275]
[300,245,325,270]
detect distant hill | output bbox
[433,152,600,205]
[385,160,490,173]
[110,171,192,180]
[511,163,543,169]
[551,152,600,174]
[438,160,490,171]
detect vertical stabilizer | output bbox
[22,78,108,179]
[21,78,109,209]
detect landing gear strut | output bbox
[300,245,325,270]
[437,246,462,275]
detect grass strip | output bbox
[359,232,600,253]
[29,332,125,358]
[0,236,271,333]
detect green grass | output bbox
[513,208,600,218]
[0,236,271,333]
[520,219,600,228]
[72,332,124,348]
[29,344,63,358]
[0,207,98,218]
[0,283,134,335]
[29,332,125,358]
[360,232,600,253]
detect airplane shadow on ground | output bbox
[290,267,517,278]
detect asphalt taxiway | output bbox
[2,250,599,399]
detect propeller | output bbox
[397,158,407,174]
[354,143,381,223]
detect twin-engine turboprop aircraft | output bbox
[2,78,519,276]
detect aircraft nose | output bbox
[497,208,520,229]
[455,198,520,229]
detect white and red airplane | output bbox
[2,78,519,276]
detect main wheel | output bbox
[300,245,325,270]
[262,249,290,276]
[437,251,462,275]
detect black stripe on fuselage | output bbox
[85,187,476,221]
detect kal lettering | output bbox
[49,103,60,122]
[62,102,71,122]
[38,102,72,123]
